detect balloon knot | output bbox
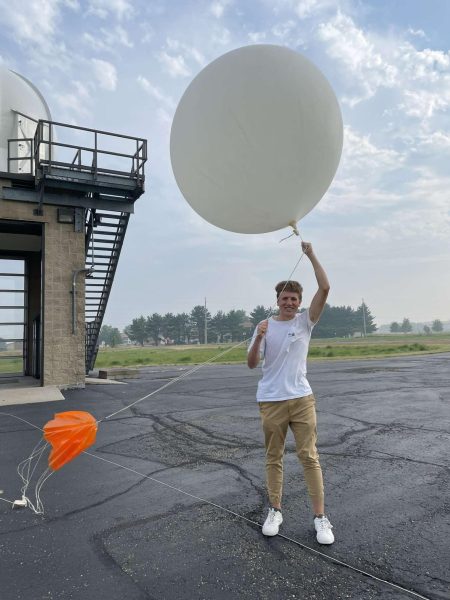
[288,221,300,236]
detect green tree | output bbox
[355,302,377,335]
[390,321,400,333]
[210,310,227,343]
[161,313,177,341]
[146,313,164,345]
[400,318,412,333]
[99,324,113,345]
[250,305,271,326]
[110,327,122,347]
[99,324,122,346]
[172,313,191,344]
[125,316,147,346]
[423,325,431,334]
[431,319,443,332]
[225,309,247,341]
[313,304,357,338]
[0,337,6,351]
[190,305,211,344]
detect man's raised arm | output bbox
[302,242,330,324]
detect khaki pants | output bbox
[259,394,324,507]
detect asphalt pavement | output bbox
[0,354,449,600]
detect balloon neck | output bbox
[288,221,300,236]
[279,221,302,244]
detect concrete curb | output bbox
[0,385,64,406]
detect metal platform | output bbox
[4,119,147,209]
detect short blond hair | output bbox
[275,280,303,300]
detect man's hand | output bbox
[248,319,268,369]
[301,241,313,257]
[257,319,268,338]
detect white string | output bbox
[100,340,249,422]
[0,497,14,505]
[32,468,54,515]
[17,440,51,514]
[83,450,432,600]
[0,411,44,432]
[0,413,45,510]
[101,238,306,423]
[0,413,54,514]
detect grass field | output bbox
[0,354,23,375]
[94,333,450,369]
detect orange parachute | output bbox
[43,411,98,471]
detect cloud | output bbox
[0,0,60,54]
[91,58,118,90]
[83,25,134,52]
[400,46,450,80]
[137,76,175,110]
[415,131,450,151]
[62,0,80,9]
[113,25,134,48]
[51,78,92,121]
[343,127,404,171]
[395,46,450,120]
[400,89,449,119]
[248,31,267,43]
[317,12,398,105]
[85,0,134,20]
[210,0,232,18]
[166,39,205,67]
[317,127,406,215]
[316,12,450,127]
[271,19,296,39]
[407,27,426,39]
[83,32,109,52]
[158,51,191,78]
[295,0,336,19]
[211,26,232,46]
[157,39,206,78]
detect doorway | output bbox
[0,258,26,377]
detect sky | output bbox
[0,0,449,329]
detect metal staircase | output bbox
[84,208,130,372]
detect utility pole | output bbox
[204,297,208,345]
[362,298,367,337]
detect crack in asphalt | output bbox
[96,413,266,504]
[318,450,449,471]
[318,409,450,436]
[0,463,182,536]
[157,413,260,449]
[91,529,157,600]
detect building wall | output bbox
[0,182,86,388]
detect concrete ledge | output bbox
[85,377,126,385]
[0,385,64,406]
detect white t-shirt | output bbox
[248,310,315,402]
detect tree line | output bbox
[99,301,378,347]
[390,318,444,333]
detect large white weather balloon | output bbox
[170,44,343,234]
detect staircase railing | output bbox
[84,209,130,372]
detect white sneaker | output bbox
[314,515,334,544]
[262,508,283,536]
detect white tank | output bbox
[0,65,52,174]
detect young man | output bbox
[247,241,334,544]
